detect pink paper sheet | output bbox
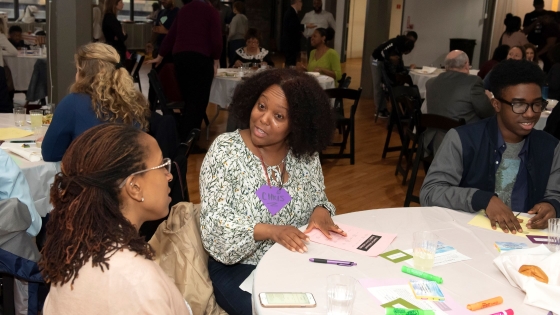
[359,278,470,315]
[306,222,397,257]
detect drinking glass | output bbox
[327,274,356,315]
[300,51,308,66]
[413,231,438,271]
[29,109,43,130]
[13,107,26,127]
[548,218,560,252]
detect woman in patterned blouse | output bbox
[200,69,345,315]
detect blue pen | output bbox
[309,258,357,266]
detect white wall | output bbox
[389,0,404,38]
[347,0,367,59]
[401,0,486,68]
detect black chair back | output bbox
[148,69,171,115]
[404,114,466,206]
[382,85,421,158]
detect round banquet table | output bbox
[4,54,47,91]
[410,69,479,99]
[0,113,58,216]
[209,69,336,109]
[252,207,547,314]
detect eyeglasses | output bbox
[118,158,172,188]
[495,97,547,114]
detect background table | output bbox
[410,69,479,99]
[0,114,58,216]
[252,207,546,314]
[209,69,336,109]
[4,55,47,91]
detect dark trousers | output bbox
[228,39,246,67]
[0,67,13,113]
[208,257,255,315]
[284,49,298,67]
[173,51,214,142]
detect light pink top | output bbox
[501,31,529,47]
[43,248,192,315]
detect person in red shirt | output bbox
[148,0,222,143]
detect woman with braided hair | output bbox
[42,42,150,162]
[40,124,192,315]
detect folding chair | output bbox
[381,85,421,158]
[130,54,145,92]
[404,114,466,207]
[395,95,423,185]
[321,87,363,165]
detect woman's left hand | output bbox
[314,67,324,74]
[304,207,347,239]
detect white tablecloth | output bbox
[410,69,479,99]
[252,207,546,314]
[209,69,336,109]
[0,114,58,216]
[4,55,47,91]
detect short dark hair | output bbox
[233,1,245,14]
[230,69,335,158]
[406,31,418,41]
[151,2,160,10]
[489,59,545,99]
[504,14,522,34]
[315,27,335,42]
[245,28,262,43]
[492,45,510,62]
[9,25,22,34]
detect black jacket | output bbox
[102,13,128,62]
[281,7,304,53]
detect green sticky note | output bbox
[380,298,420,310]
[160,16,168,24]
[380,249,413,263]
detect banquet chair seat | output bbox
[394,95,423,185]
[404,114,466,207]
[321,87,362,165]
[381,85,421,159]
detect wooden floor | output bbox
[187,58,424,214]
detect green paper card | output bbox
[380,298,419,310]
[380,249,413,263]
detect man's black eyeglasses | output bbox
[495,97,548,114]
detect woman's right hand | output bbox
[233,60,243,68]
[145,55,163,67]
[296,62,307,71]
[269,225,309,253]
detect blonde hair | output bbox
[71,43,149,129]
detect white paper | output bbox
[403,249,471,267]
[367,285,449,315]
[239,270,254,294]
[387,252,408,260]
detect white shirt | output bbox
[0,33,17,67]
[301,10,336,38]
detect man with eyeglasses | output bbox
[421,59,559,233]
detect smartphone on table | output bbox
[259,292,316,308]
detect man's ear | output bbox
[491,97,502,113]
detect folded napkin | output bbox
[307,72,321,77]
[494,245,560,313]
[421,66,437,74]
[0,143,42,162]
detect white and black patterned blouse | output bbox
[230,47,275,68]
[200,131,335,265]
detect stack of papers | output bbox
[409,280,445,301]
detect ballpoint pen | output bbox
[10,140,35,143]
[309,258,357,266]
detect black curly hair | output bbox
[489,59,545,99]
[315,27,335,42]
[230,69,335,159]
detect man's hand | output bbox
[486,196,523,233]
[304,207,346,239]
[527,202,556,229]
[153,25,167,34]
[485,90,494,100]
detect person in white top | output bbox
[301,0,335,54]
[0,17,17,68]
[40,124,192,315]
[0,17,17,109]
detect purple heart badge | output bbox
[255,185,292,216]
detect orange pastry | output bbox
[518,265,549,284]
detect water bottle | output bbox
[542,85,549,100]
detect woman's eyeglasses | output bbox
[118,158,172,188]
